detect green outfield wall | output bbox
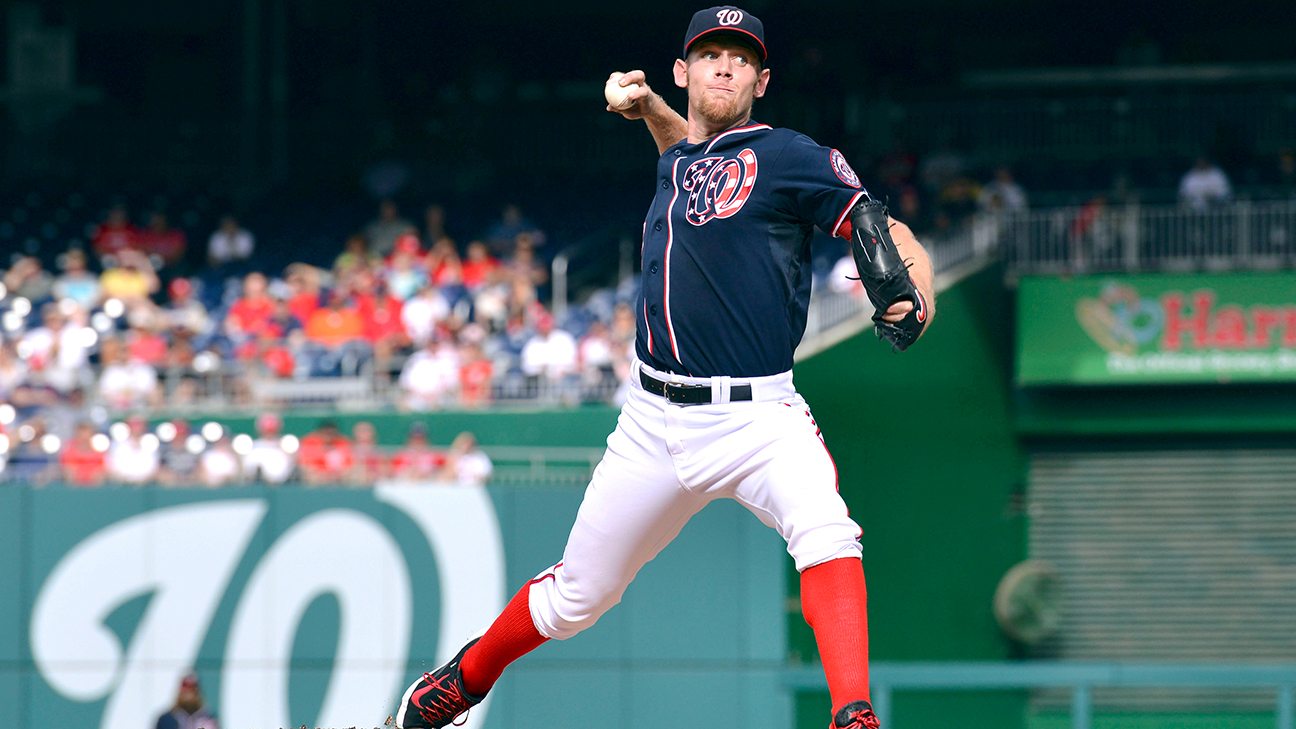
[793,263,1030,729]
[0,483,787,729]
[176,408,623,448]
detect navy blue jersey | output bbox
[636,122,869,378]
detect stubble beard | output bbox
[692,85,752,130]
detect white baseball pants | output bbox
[528,360,863,641]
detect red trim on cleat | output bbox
[396,638,486,728]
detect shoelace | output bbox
[852,709,881,729]
[838,707,880,729]
[416,671,472,725]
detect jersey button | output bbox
[649,305,659,316]
[661,181,669,189]
[674,149,682,156]
[653,222,662,231]
[649,261,659,273]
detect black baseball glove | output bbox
[848,198,928,352]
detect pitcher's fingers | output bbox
[880,300,914,323]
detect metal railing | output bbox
[800,198,1296,349]
[784,662,1296,729]
[1000,199,1296,276]
[800,223,984,346]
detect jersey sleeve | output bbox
[776,134,869,239]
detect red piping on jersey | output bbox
[528,562,563,585]
[832,191,867,239]
[664,156,683,363]
[643,300,653,354]
[820,439,861,539]
[704,123,772,154]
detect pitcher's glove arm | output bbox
[849,198,929,352]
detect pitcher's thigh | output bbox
[529,421,707,639]
[731,406,862,572]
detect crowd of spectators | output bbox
[863,139,1032,240]
[0,194,637,485]
[859,137,1291,240]
[0,197,637,421]
[4,410,492,487]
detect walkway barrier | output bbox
[783,662,1296,729]
[1001,199,1296,276]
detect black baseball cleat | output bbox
[395,637,487,728]
[832,699,881,729]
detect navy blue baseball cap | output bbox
[683,6,767,63]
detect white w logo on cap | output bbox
[716,8,743,25]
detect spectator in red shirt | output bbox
[126,323,170,366]
[458,340,494,408]
[91,204,141,258]
[350,420,387,486]
[427,237,464,288]
[59,421,107,487]
[390,422,445,480]
[387,232,425,262]
[138,211,188,268]
[250,331,296,378]
[225,272,277,344]
[460,240,502,293]
[297,421,354,485]
[354,276,408,372]
[284,264,323,323]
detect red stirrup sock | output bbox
[801,556,871,714]
[460,584,549,696]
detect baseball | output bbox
[604,75,639,110]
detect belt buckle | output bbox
[663,381,707,404]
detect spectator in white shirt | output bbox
[977,166,1029,213]
[1179,157,1232,210]
[577,319,619,396]
[22,305,93,393]
[106,416,160,484]
[242,412,295,484]
[199,433,242,487]
[97,338,161,410]
[399,337,461,410]
[207,215,255,268]
[400,284,453,348]
[439,431,493,486]
[521,314,578,381]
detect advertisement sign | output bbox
[12,485,504,729]
[1017,272,1296,385]
[0,485,789,729]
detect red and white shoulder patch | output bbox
[830,149,861,188]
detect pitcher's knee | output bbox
[526,564,626,640]
[787,520,863,573]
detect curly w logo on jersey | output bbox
[683,149,758,225]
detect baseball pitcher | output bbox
[396,7,935,729]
